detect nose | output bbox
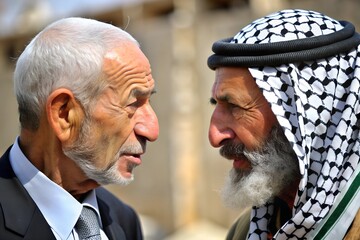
[134,104,159,142]
[208,107,234,148]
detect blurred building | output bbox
[1,0,359,239]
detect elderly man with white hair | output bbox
[0,17,159,240]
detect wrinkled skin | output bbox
[20,41,159,199]
[85,42,159,178]
[208,67,299,209]
[209,67,278,170]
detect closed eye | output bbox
[128,97,148,109]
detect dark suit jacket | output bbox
[0,147,143,240]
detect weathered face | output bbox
[208,67,278,170]
[66,42,159,184]
[208,67,299,209]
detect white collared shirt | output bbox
[9,137,109,240]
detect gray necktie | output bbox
[75,206,101,240]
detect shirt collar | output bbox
[9,137,102,239]
[82,189,103,228]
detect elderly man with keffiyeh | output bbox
[207,9,359,240]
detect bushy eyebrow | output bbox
[209,93,233,106]
[210,94,231,104]
[131,88,157,98]
[217,94,230,102]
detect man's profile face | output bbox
[209,67,278,168]
[208,67,299,208]
[63,42,159,185]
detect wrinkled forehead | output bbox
[103,42,151,73]
[102,42,154,91]
[104,42,151,74]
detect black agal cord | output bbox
[208,21,360,69]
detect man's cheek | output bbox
[113,114,134,142]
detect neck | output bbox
[19,127,99,200]
[278,178,300,210]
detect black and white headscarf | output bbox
[208,9,360,239]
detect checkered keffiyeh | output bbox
[208,9,360,239]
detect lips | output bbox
[232,154,252,170]
[123,154,142,166]
[119,154,142,177]
[233,159,249,169]
[219,143,253,170]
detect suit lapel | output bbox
[0,148,55,240]
[23,209,56,240]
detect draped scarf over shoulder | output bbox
[208,9,360,239]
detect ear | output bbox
[46,88,84,143]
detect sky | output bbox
[0,0,149,37]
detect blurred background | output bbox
[0,0,359,239]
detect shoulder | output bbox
[344,208,360,240]
[96,187,142,239]
[96,187,138,217]
[226,208,251,240]
[0,147,13,178]
[0,146,21,202]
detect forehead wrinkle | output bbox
[103,46,151,82]
[104,60,152,91]
[212,83,233,103]
[129,76,155,97]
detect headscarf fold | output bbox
[208,9,360,239]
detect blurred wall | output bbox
[1,0,360,239]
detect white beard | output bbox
[220,126,299,209]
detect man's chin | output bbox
[97,173,134,186]
[117,173,134,185]
[84,166,135,186]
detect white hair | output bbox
[14,17,139,130]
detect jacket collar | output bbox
[1,146,130,240]
[97,195,127,240]
[0,147,55,239]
